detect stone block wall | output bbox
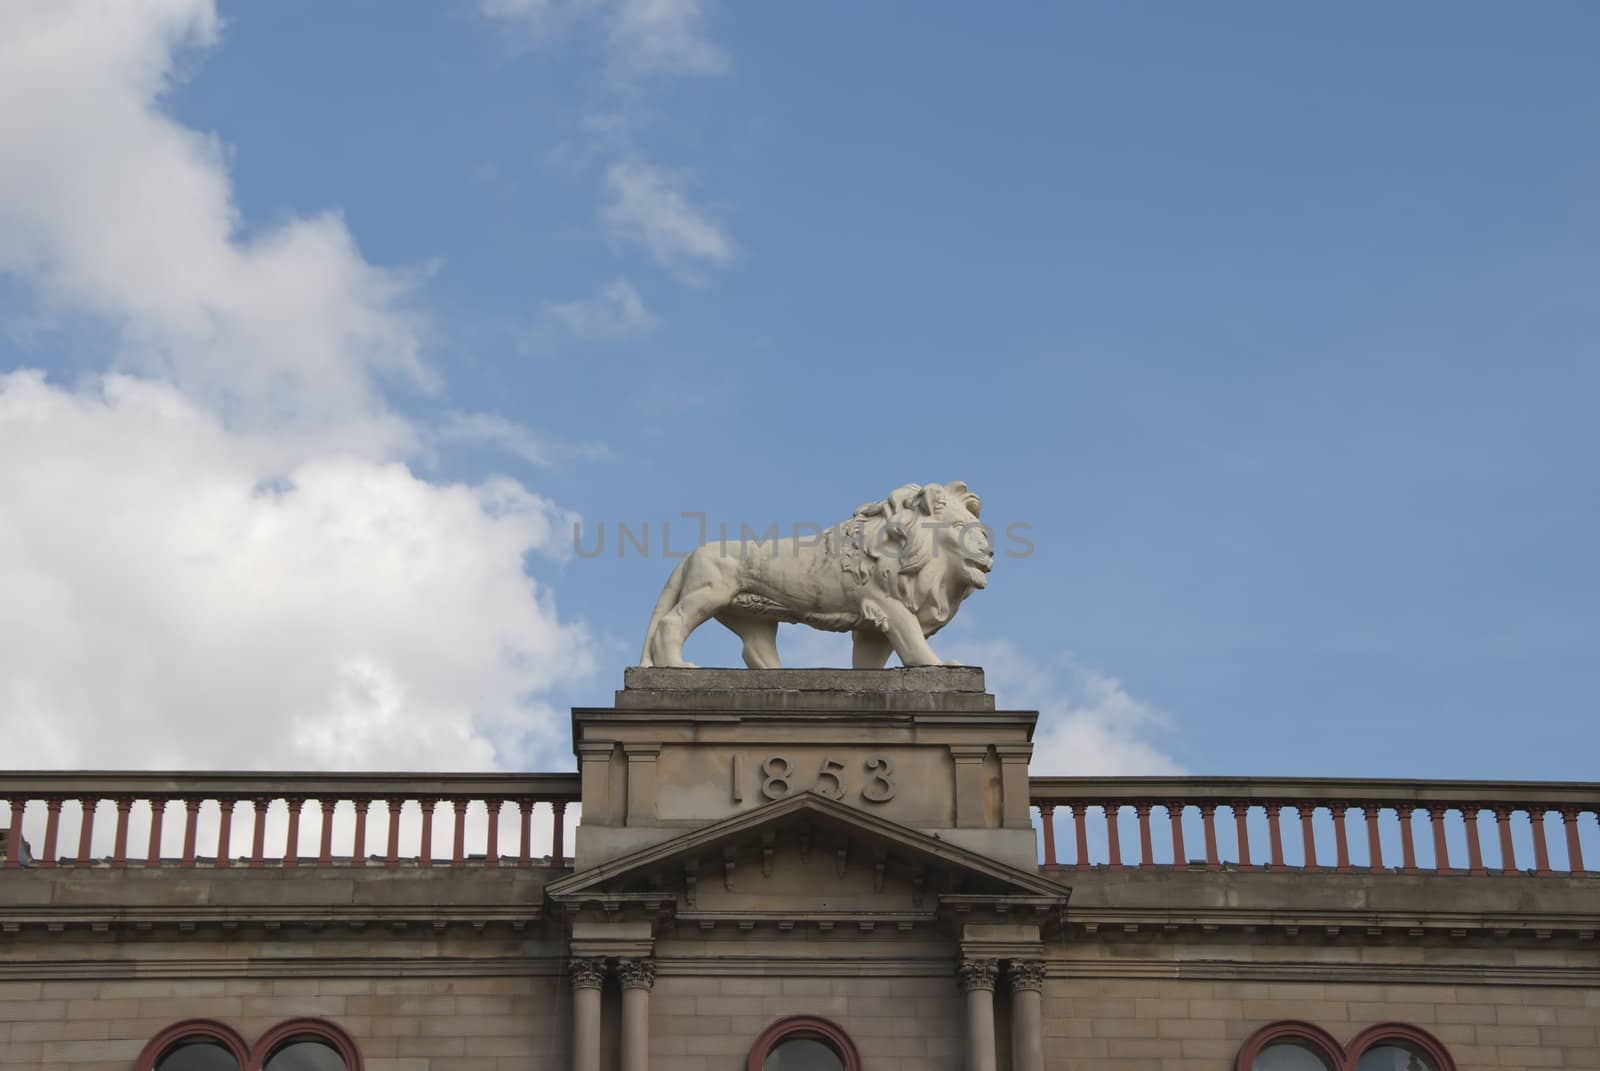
[647,973,965,1071]
[4,969,1600,1070]
[0,974,567,1071]
[1040,977,1600,1070]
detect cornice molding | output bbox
[0,955,568,980]
[1042,958,1600,988]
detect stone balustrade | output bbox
[1030,776,1598,875]
[0,771,580,870]
[7,771,1596,878]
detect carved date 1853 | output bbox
[733,755,897,804]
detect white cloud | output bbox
[0,0,425,463]
[602,162,735,280]
[434,411,613,470]
[532,277,659,346]
[607,0,729,79]
[0,2,599,772]
[0,372,593,771]
[479,2,736,288]
[952,639,1184,776]
[481,0,729,82]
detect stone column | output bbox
[957,958,998,1071]
[1007,960,1046,1071]
[568,957,607,1071]
[617,957,656,1071]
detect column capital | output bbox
[956,957,999,993]
[568,957,608,991]
[1007,960,1046,993]
[616,957,656,991]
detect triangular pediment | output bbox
[547,793,1067,927]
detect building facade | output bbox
[2,668,1596,1071]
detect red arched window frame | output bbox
[746,1015,862,1071]
[1235,1020,1344,1071]
[1344,1022,1456,1071]
[134,1019,250,1071]
[249,1017,364,1071]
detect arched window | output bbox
[1257,1041,1337,1070]
[747,1016,861,1071]
[1347,1024,1455,1071]
[250,1020,362,1071]
[1236,1022,1342,1071]
[135,1021,248,1071]
[1238,1021,1455,1071]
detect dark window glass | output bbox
[1357,1043,1436,1071]
[155,1039,240,1071]
[1254,1040,1336,1071]
[263,1038,347,1071]
[763,1036,846,1071]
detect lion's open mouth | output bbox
[968,556,993,586]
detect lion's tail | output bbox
[638,555,692,667]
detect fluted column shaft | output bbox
[618,958,656,1071]
[957,958,998,1071]
[1008,961,1046,1071]
[568,958,606,1071]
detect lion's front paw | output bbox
[942,659,964,667]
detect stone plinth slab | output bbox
[617,666,994,712]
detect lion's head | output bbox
[844,480,993,625]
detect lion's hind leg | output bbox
[717,612,782,669]
[646,550,738,668]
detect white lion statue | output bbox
[640,481,993,669]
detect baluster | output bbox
[1200,804,1220,870]
[1039,805,1057,868]
[318,798,335,868]
[77,797,98,868]
[1365,805,1384,872]
[385,798,402,869]
[1135,804,1153,867]
[285,798,304,867]
[484,799,501,868]
[181,799,200,868]
[1300,805,1318,871]
[1169,802,1187,867]
[1494,807,1516,873]
[215,798,235,868]
[1332,804,1351,873]
[1465,806,1486,875]
[110,798,132,869]
[146,799,166,868]
[1104,804,1123,870]
[1233,802,1253,869]
[1267,803,1285,872]
[352,799,370,868]
[249,798,268,869]
[552,800,568,866]
[1399,805,1418,874]
[1072,805,1089,870]
[518,799,532,868]
[1562,808,1586,874]
[1427,806,1450,872]
[452,799,468,868]
[419,799,435,868]
[1530,808,1552,876]
[4,799,23,868]
[42,798,62,869]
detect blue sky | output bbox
[1,2,1596,782]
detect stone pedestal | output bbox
[571,667,1039,870]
